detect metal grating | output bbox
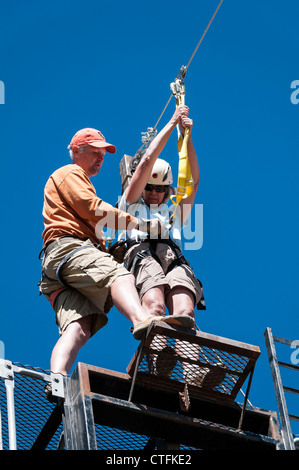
[95,423,150,450]
[0,354,282,451]
[0,362,63,450]
[139,335,247,394]
[95,423,199,450]
[127,322,260,402]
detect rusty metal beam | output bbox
[90,390,279,450]
[31,404,62,450]
[74,362,281,448]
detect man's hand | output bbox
[137,218,170,237]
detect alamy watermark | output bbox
[0,340,4,359]
[96,202,203,251]
[290,340,299,365]
[0,80,4,104]
[290,80,299,105]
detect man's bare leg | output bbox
[50,315,93,375]
[110,273,158,325]
[50,275,163,376]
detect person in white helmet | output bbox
[118,105,205,339]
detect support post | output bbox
[0,359,17,450]
[237,366,255,430]
[62,367,97,450]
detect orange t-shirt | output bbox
[42,164,136,250]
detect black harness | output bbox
[126,237,189,276]
[125,237,206,311]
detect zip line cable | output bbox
[153,0,223,131]
[186,0,224,70]
[131,0,223,176]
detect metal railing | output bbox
[264,327,299,450]
[0,359,64,450]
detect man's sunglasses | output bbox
[144,184,168,193]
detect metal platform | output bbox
[57,323,281,450]
[60,361,281,450]
[0,325,283,450]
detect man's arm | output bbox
[59,167,168,236]
[59,167,139,231]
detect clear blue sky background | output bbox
[0,0,298,436]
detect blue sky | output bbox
[0,0,298,436]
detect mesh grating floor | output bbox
[140,335,241,393]
[95,423,199,450]
[127,323,260,401]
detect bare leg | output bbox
[165,286,195,319]
[110,273,155,326]
[141,285,166,317]
[50,275,158,375]
[166,287,203,383]
[50,315,93,375]
[142,285,168,374]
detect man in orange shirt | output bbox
[39,128,193,380]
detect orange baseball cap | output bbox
[69,128,116,153]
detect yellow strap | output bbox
[170,95,193,220]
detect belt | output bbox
[39,236,95,259]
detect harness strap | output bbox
[55,245,92,287]
[127,238,188,276]
[129,249,151,274]
[165,255,188,275]
[39,241,104,311]
[39,244,97,298]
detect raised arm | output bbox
[178,115,200,224]
[125,106,189,205]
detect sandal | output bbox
[132,315,165,340]
[132,314,195,340]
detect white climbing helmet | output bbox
[148,158,173,185]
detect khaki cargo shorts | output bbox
[40,237,129,336]
[124,241,204,307]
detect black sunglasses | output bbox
[144,184,168,193]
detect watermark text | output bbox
[290,340,299,365]
[0,340,4,359]
[290,80,299,104]
[95,202,203,251]
[0,81,4,104]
